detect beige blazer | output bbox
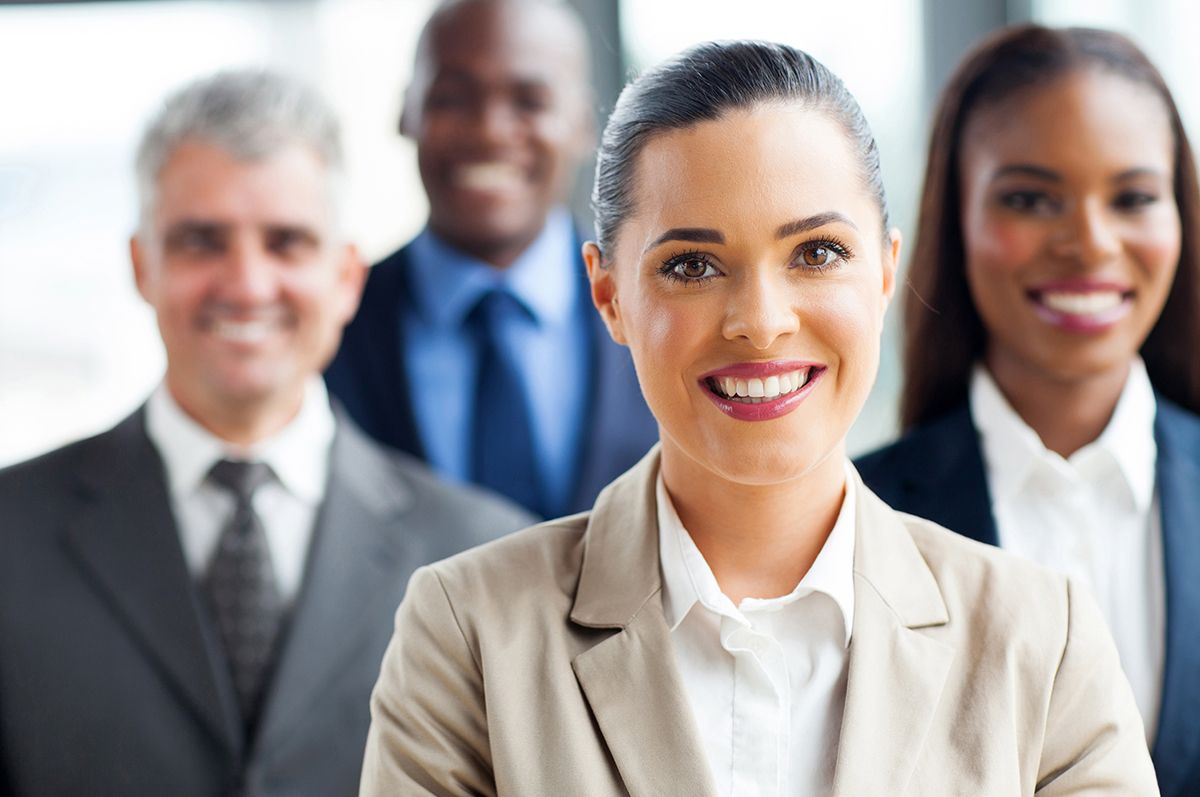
[361,448,1158,796]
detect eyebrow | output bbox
[643,212,857,255]
[992,164,1167,183]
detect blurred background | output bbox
[2,0,1198,466]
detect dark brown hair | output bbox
[592,40,889,258]
[901,24,1200,428]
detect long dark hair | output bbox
[901,24,1200,428]
[592,40,889,258]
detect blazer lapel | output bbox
[832,474,954,796]
[63,410,237,751]
[1150,399,1200,797]
[568,448,717,797]
[253,418,414,754]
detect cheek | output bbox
[965,213,1046,277]
[1127,213,1182,283]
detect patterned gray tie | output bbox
[204,459,284,735]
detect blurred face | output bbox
[959,69,1180,389]
[403,0,593,268]
[132,140,364,431]
[587,105,898,488]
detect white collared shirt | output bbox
[971,360,1164,739]
[657,464,856,797]
[145,378,335,605]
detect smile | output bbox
[1026,283,1134,332]
[698,361,826,421]
[453,162,525,193]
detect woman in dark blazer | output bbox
[857,24,1200,797]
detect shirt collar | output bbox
[407,207,578,330]
[969,359,1156,510]
[145,377,335,505]
[656,462,857,647]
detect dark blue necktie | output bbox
[469,290,543,516]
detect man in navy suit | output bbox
[325,0,657,519]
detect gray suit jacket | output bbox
[361,447,1158,796]
[0,407,531,797]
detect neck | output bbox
[985,353,1130,458]
[167,382,304,449]
[660,442,846,604]
[428,219,547,271]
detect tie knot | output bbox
[208,459,274,503]
[468,289,532,334]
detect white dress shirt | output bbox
[145,378,335,605]
[657,465,856,797]
[971,360,1164,739]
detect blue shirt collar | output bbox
[407,207,579,330]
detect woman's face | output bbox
[586,104,898,488]
[959,69,1180,389]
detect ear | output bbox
[880,227,901,313]
[583,241,626,346]
[130,234,155,304]
[333,242,368,324]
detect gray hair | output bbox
[135,70,344,233]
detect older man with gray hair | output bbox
[0,70,530,797]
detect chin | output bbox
[694,433,840,487]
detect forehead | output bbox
[152,140,333,228]
[961,69,1175,176]
[624,104,879,243]
[419,1,586,90]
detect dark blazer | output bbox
[0,408,532,797]
[324,236,659,517]
[856,397,1200,797]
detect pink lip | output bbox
[1025,280,1134,333]
[697,360,826,422]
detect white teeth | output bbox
[455,162,523,192]
[213,319,273,343]
[1040,290,1123,315]
[713,368,813,401]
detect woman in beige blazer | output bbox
[361,40,1157,796]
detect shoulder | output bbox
[411,514,590,625]
[0,418,130,500]
[856,406,973,476]
[334,412,533,519]
[888,509,1092,671]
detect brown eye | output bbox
[661,252,720,282]
[802,246,833,267]
[679,258,710,278]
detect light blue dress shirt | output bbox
[402,208,590,517]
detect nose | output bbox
[1052,197,1121,266]
[473,98,521,147]
[222,238,277,303]
[721,269,800,350]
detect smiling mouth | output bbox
[1028,287,1133,315]
[706,367,817,403]
[452,162,525,193]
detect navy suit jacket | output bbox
[325,235,658,517]
[856,398,1200,797]
[0,409,532,797]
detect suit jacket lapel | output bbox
[832,474,954,796]
[63,410,238,751]
[1150,398,1200,797]
[568,448,717,797]
[253,417,414,754]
